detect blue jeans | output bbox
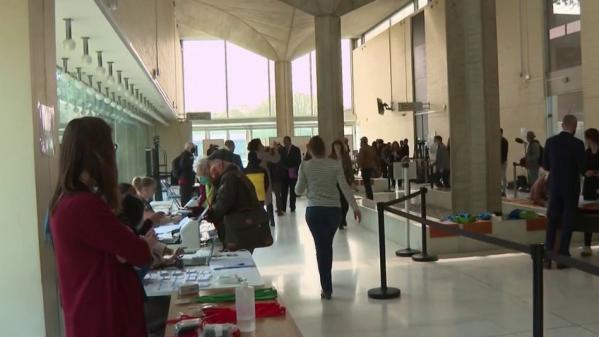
[305,206,341,294]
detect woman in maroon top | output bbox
[50,117,153,337]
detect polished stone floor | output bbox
[253,198,599,337]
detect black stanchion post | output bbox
[412,187,438,262]
[397,162,421,257]
[531,244,544,337]
[368,202,401,300]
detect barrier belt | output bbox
[383,206,531,254]
[546,251,599,277]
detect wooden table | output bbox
[163,293,303,337]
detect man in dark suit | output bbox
[281,136,302,212]
[543,114,586,268]
[224,140,244,170]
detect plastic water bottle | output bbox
[235,281,255,332]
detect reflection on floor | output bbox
[253,198,599,337]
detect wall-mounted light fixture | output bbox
[107,61,115,85]
[96,51,106,78]
[81,37,93,66]
[62,18,76,51]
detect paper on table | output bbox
[154,217,190,235]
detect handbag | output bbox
[223,207,273,251]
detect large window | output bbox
[547,0,581,71]
[183,40,274,119]
[291,39,353,116]
[183,41,227,119]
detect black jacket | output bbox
[178,150,196,182]
[543,131,586,196]
[281,145,302,171]
[206,165,261,224]
[501,137,509,164]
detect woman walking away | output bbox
[296,136,361,299]
[330,139,355,230]
[50,117,153,337]
[581,128,599,257]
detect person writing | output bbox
[295,136,361,300]
[133,176,181,225]
[50,117,153,337]
[543,114,586,268]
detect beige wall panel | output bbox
[157,121,193,164]
[424,0,449,140]
[157,0,177,106]
[353,30,414,142]
[496,0,546,168]
[581,0,599,129]
[111,0,158,74]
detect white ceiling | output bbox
[175,0,412,60]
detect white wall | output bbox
[353,19,414,143]
[0,1,60,336]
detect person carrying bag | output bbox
[204,150,273,252]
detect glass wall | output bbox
[56,68,150,182]
[291,39,353,116]
[183,40,274,119]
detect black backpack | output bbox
[534,141,544,166]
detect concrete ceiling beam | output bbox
[278,0,375,16]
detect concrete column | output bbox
[445,0,502,213]
[315,15,344,149]
[0,0,61,336]
[581,0,599,129]
[274,61,294,137]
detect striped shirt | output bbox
[295,157,359,210]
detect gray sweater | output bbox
[295,158,358,210]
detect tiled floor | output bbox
[253,199,599,337]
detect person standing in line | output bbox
[543,114,586,268]
[281,136,302,213]
[525,131,542,188]
[50,117,153,337]
[403,138,410,159]
[501,128,509,196]
[178,142,196,206]
[330,139,355,230]
[581,128,599,257]
[295,136,361,299]
[248,139,281,226]
[224,140,244,169]
[433,136,450,189]
[358,137,376,199]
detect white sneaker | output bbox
[581,246,592,257]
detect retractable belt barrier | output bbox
[368,187,599,337]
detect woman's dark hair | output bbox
[392,141,400,151]
[585,128,599,146]
[247,138,263,152]
[247,151,260,165]
[50,117,120,213]
[118,194,145,231]
[308,136,326,158]
[329,139,346,160]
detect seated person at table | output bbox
[133,176,182,225]
[118,184,183,267]
[204,149,263,250]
